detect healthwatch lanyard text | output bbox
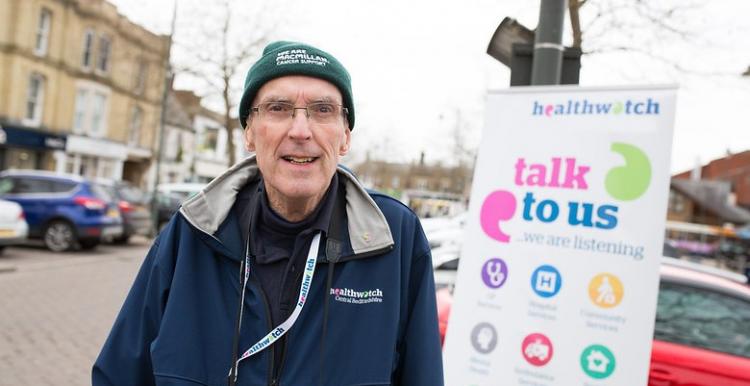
[228,232,322,382]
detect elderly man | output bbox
[93,41,444,386]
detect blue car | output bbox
[0,170,123,251]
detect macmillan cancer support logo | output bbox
[479,142,652,243]
[276,49,329,67]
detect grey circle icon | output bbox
[470,322,498,354]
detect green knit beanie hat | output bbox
[238,41,354,130]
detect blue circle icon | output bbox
[531,265,562,298]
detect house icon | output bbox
[586,350,610,373]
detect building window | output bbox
[66,154,114,180]
[90,92,107,136]
[128,106,143,146]
[81,29,94,69]
[6,148,38,170]
[79,155,98,179]
[97,35,111,73]
[200,127,219,156]
[34,8,52,56]
[134,60,148,94]
[72,85,109,137]
[24,73,45,126]
[73,89,88,133]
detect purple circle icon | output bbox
[481,258,508,289]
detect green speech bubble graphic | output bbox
[605,143,652,201]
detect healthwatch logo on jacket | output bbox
[532,98,660,117]
[331,287,384,304]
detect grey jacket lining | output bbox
[179,156,394,255]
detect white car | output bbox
[157,183,206,201]
[422,212,467,250]
[0,198,28,253]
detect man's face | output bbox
[245,75,351,207]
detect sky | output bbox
[110,0,750,173]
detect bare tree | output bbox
[173,0,281,166]
[566,0,712,74]
[568,0,698,50]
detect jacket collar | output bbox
[179,155,395,261]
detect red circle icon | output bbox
[521,333,553,366]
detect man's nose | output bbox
[288,109,312,139]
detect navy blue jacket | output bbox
[93,158,444,386]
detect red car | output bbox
[435,258,750,385]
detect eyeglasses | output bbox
[251,102,349,124]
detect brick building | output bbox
[668,179,750,226]
[673,150,750,211]
[352,153,473,217]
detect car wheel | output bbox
[44,220,76,252]
[79,239,100,250]
[112,235,130,245]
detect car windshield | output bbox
[171,190,199,200]
[119,185,147,204]
[0,177,13,194]
[91,184,114,203]
[654,281,750,358]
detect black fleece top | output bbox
[234,174,338,371]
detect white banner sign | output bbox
[443,85,677,386]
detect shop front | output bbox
[0,123,67,171]
[63,134,127,180]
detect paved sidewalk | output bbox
[0,241,150,386]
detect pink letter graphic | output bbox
[480,190,517,243]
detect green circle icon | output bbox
[580,344,616,379]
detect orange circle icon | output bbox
[588,273,624,308]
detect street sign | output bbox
[443,85,677,386]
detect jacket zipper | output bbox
[247,272,275,386]
[271,263,304,386]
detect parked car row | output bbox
[97,180,152,244]
[155,183,204,231]
[0,198,28,254]
[0,170,206,252]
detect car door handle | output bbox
[649,367,676,386]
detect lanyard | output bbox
[228,231,322,382]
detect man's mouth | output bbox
[282,156,318,165]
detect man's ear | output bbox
[339,127,351,156]
[244,121,256,152]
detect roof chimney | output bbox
[690,156,701,181]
